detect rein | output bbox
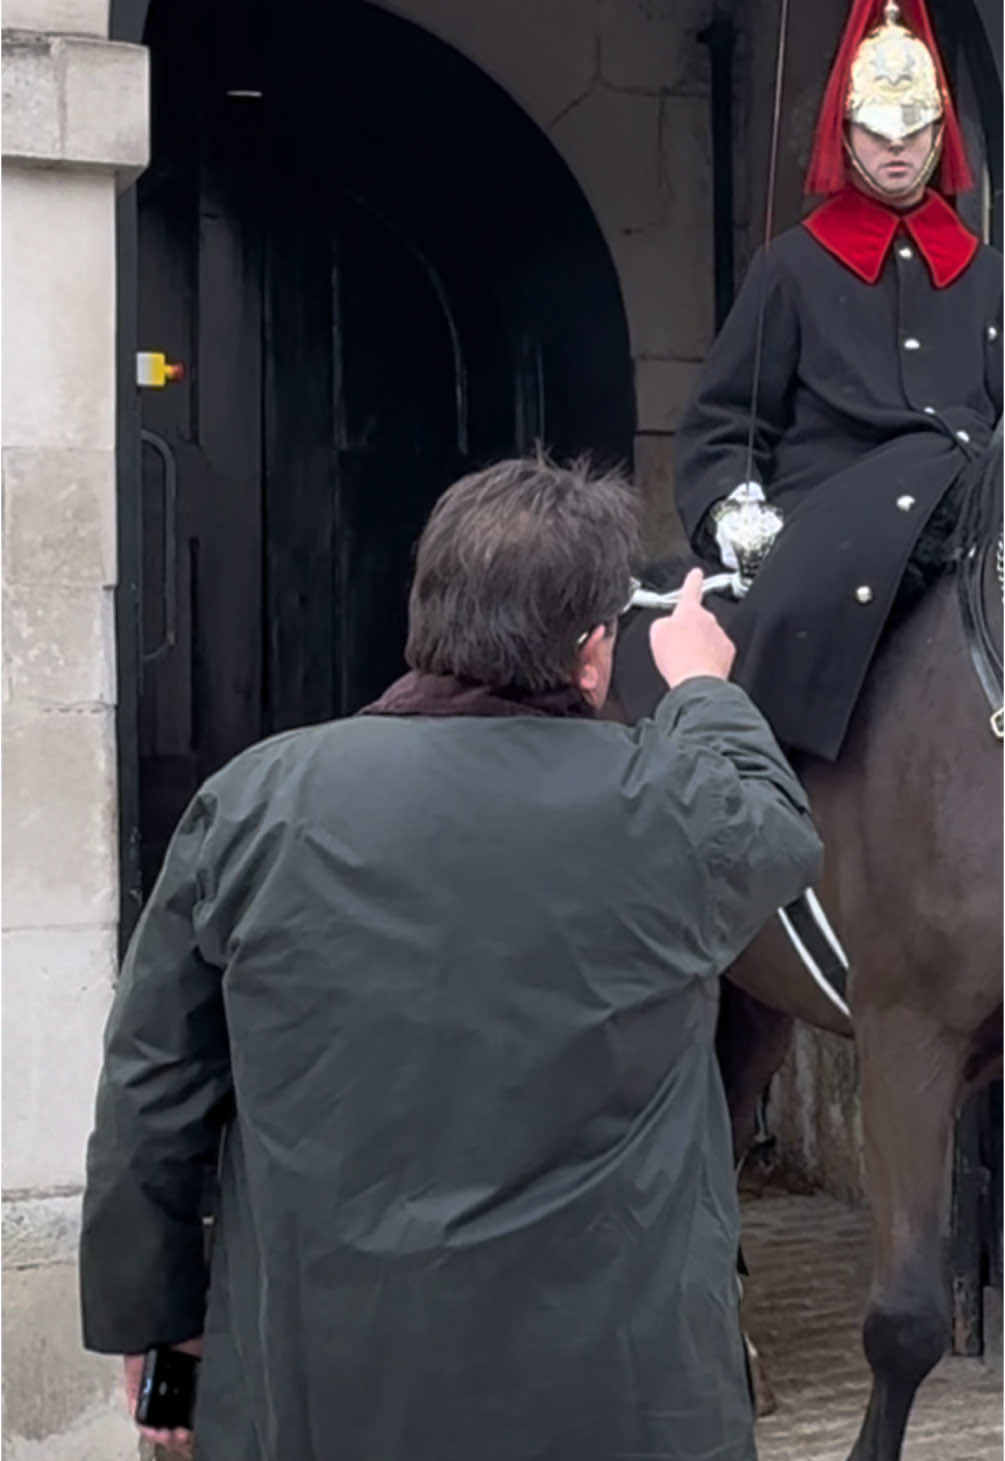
[957,509,1004,742]
[942,414,1004,739]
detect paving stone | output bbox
[740,1190,1002,1460]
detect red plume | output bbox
[805,0,974,196]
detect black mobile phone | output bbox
[135,1346,200,1429]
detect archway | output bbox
[114,0,634,901]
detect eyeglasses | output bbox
[577,578,641,647]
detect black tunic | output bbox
[674,211,1002,759]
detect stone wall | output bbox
[381,0,722,556]
[376,0,847,556]
[2,22,148,1458]
[766,1027,866,1204]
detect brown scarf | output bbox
[359,670,595,720]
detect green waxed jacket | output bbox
[81,676,821,1461]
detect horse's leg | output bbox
[848,1006,965,1461]
[716,983,793,1419]
[716,981,793,1163]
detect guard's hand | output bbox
[649,569,735,688]
[713,517,740,572]
[123,1337,202,1458]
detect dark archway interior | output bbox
[129,0,634,892]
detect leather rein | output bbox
[958,520,1004,742]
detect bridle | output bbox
[957,425,1004,740]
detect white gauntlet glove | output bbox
[711,482,784,582]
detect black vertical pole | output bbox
[699,12,737,330]
[114,185,145,955]
[111,0,153,951]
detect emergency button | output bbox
[136,352,185,388]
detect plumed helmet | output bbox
[805,0,972,196]
[846,1,943,142]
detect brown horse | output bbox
[609,441,1003,1461]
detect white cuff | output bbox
[726,481,765,505]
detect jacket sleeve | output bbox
[651,676,823,972]
[79,789,232,1354]
[673,245,801,548]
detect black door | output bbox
[133,0,634,893]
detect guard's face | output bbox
[846,122,939,204]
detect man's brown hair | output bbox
[405,454,639,690]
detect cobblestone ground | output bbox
[740,1190,1003,1461]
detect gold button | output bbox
[904,338,921,351]
[896,495,916,511]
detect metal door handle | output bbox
[140,429,178,662]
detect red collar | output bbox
[803,187,979,288]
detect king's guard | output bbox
[674,0,1002,760]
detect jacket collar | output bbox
[803,186,978,288]
[359,670,594,719]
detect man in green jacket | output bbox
[81,456,821,1461]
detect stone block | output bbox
[2,704,117,929]
[2,447,116,587]
[3,1193,82,1268]
[2,0,107,36]
[2,927,117,1191]
[733,0,845,250]
[597,0,711,96]
[4,582,116,706]
[634,357,700,433]
[551,85,664,236]
[62,36,149,176]
[610,94,713,360]
[1,33,61,160]
[2,33,148,180]
[766,1025,866,1203]
[381,0,597,129]
[633,432,689,561]
[2,167,115,451]
[614,221,714,361]
[1,1262,136,1459]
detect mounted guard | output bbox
[672,0,1003,760]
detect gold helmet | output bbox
[806,0,971,197]
[846,0,944,142]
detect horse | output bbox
[608,437,1003,1461]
